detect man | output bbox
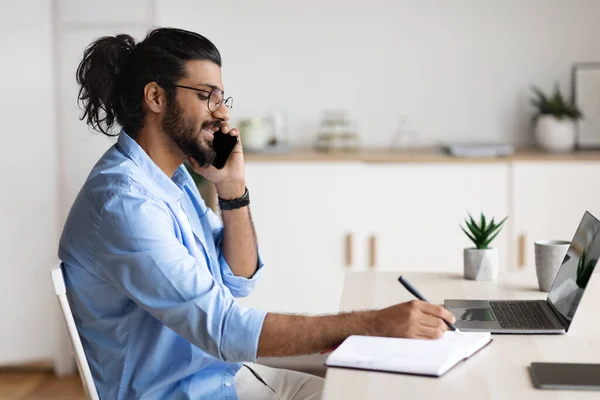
[59,27,456,400]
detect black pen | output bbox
[398,275,460,332]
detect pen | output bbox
[398,275,460,332]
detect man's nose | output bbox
[211,103,229,121]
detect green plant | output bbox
[530,83,583,120]
[576,248,597,288]
[461,213,507,250]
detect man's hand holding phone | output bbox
[188,122,246,200]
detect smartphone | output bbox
[212,129,238,169]
[530,362,600,390]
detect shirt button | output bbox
[224,381,232,387]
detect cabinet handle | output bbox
[369,234,377,269]
[518,234,526,269]
[345,233,353,267]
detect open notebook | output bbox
[325,332,492,377]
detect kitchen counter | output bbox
[244,148,600,163]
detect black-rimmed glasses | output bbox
[171,84,233,112]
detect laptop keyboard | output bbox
[489,301,558,330]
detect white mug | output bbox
[238,118,270,151]
[534,240,570,292]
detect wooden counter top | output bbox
[244,148,600,163]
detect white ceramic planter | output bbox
[464,248,498,281]
[239,117,270,151]
[534,115,576,153]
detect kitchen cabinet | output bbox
[238,158,600,315]
[237,162,364,315]
[364,163,510,273]
[238,162,511,314]
[511,162,600,271]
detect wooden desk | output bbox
[322,271,600,399]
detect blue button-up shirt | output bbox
[58,131,267,399]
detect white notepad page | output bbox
[325,332,491,377]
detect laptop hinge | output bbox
[545,298,570,331]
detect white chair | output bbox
[51,265,100,400]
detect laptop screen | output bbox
[547,211,600,329]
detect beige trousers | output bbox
[235,363,325,400]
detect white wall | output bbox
[0,0,62,365]
[56,0,600,217]
[56,2,152,219]
[157,0,600,148]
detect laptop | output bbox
[445,211,600,334]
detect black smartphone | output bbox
[530,362,600,390]
[212,129,238,169]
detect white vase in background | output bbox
[534,115,576,153]
[464,248,498,281]
[238,117,270,151]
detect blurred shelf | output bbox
[244,148,600,163]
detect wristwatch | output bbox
[218,187,250,210]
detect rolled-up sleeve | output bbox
[205,207,264,298]
[94,190,266,363]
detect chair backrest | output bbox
[51,265,100,400]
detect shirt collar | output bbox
[117,130,186,202]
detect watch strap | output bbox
[218,187,250,210]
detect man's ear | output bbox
[143,82,166,114]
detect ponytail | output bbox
[76,28,222,137]
[76,34,135,136]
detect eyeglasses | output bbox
[171,84,233,112]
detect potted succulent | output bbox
[461,213,507,280]
[530,83,583,153]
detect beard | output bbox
[162,96,219,167]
